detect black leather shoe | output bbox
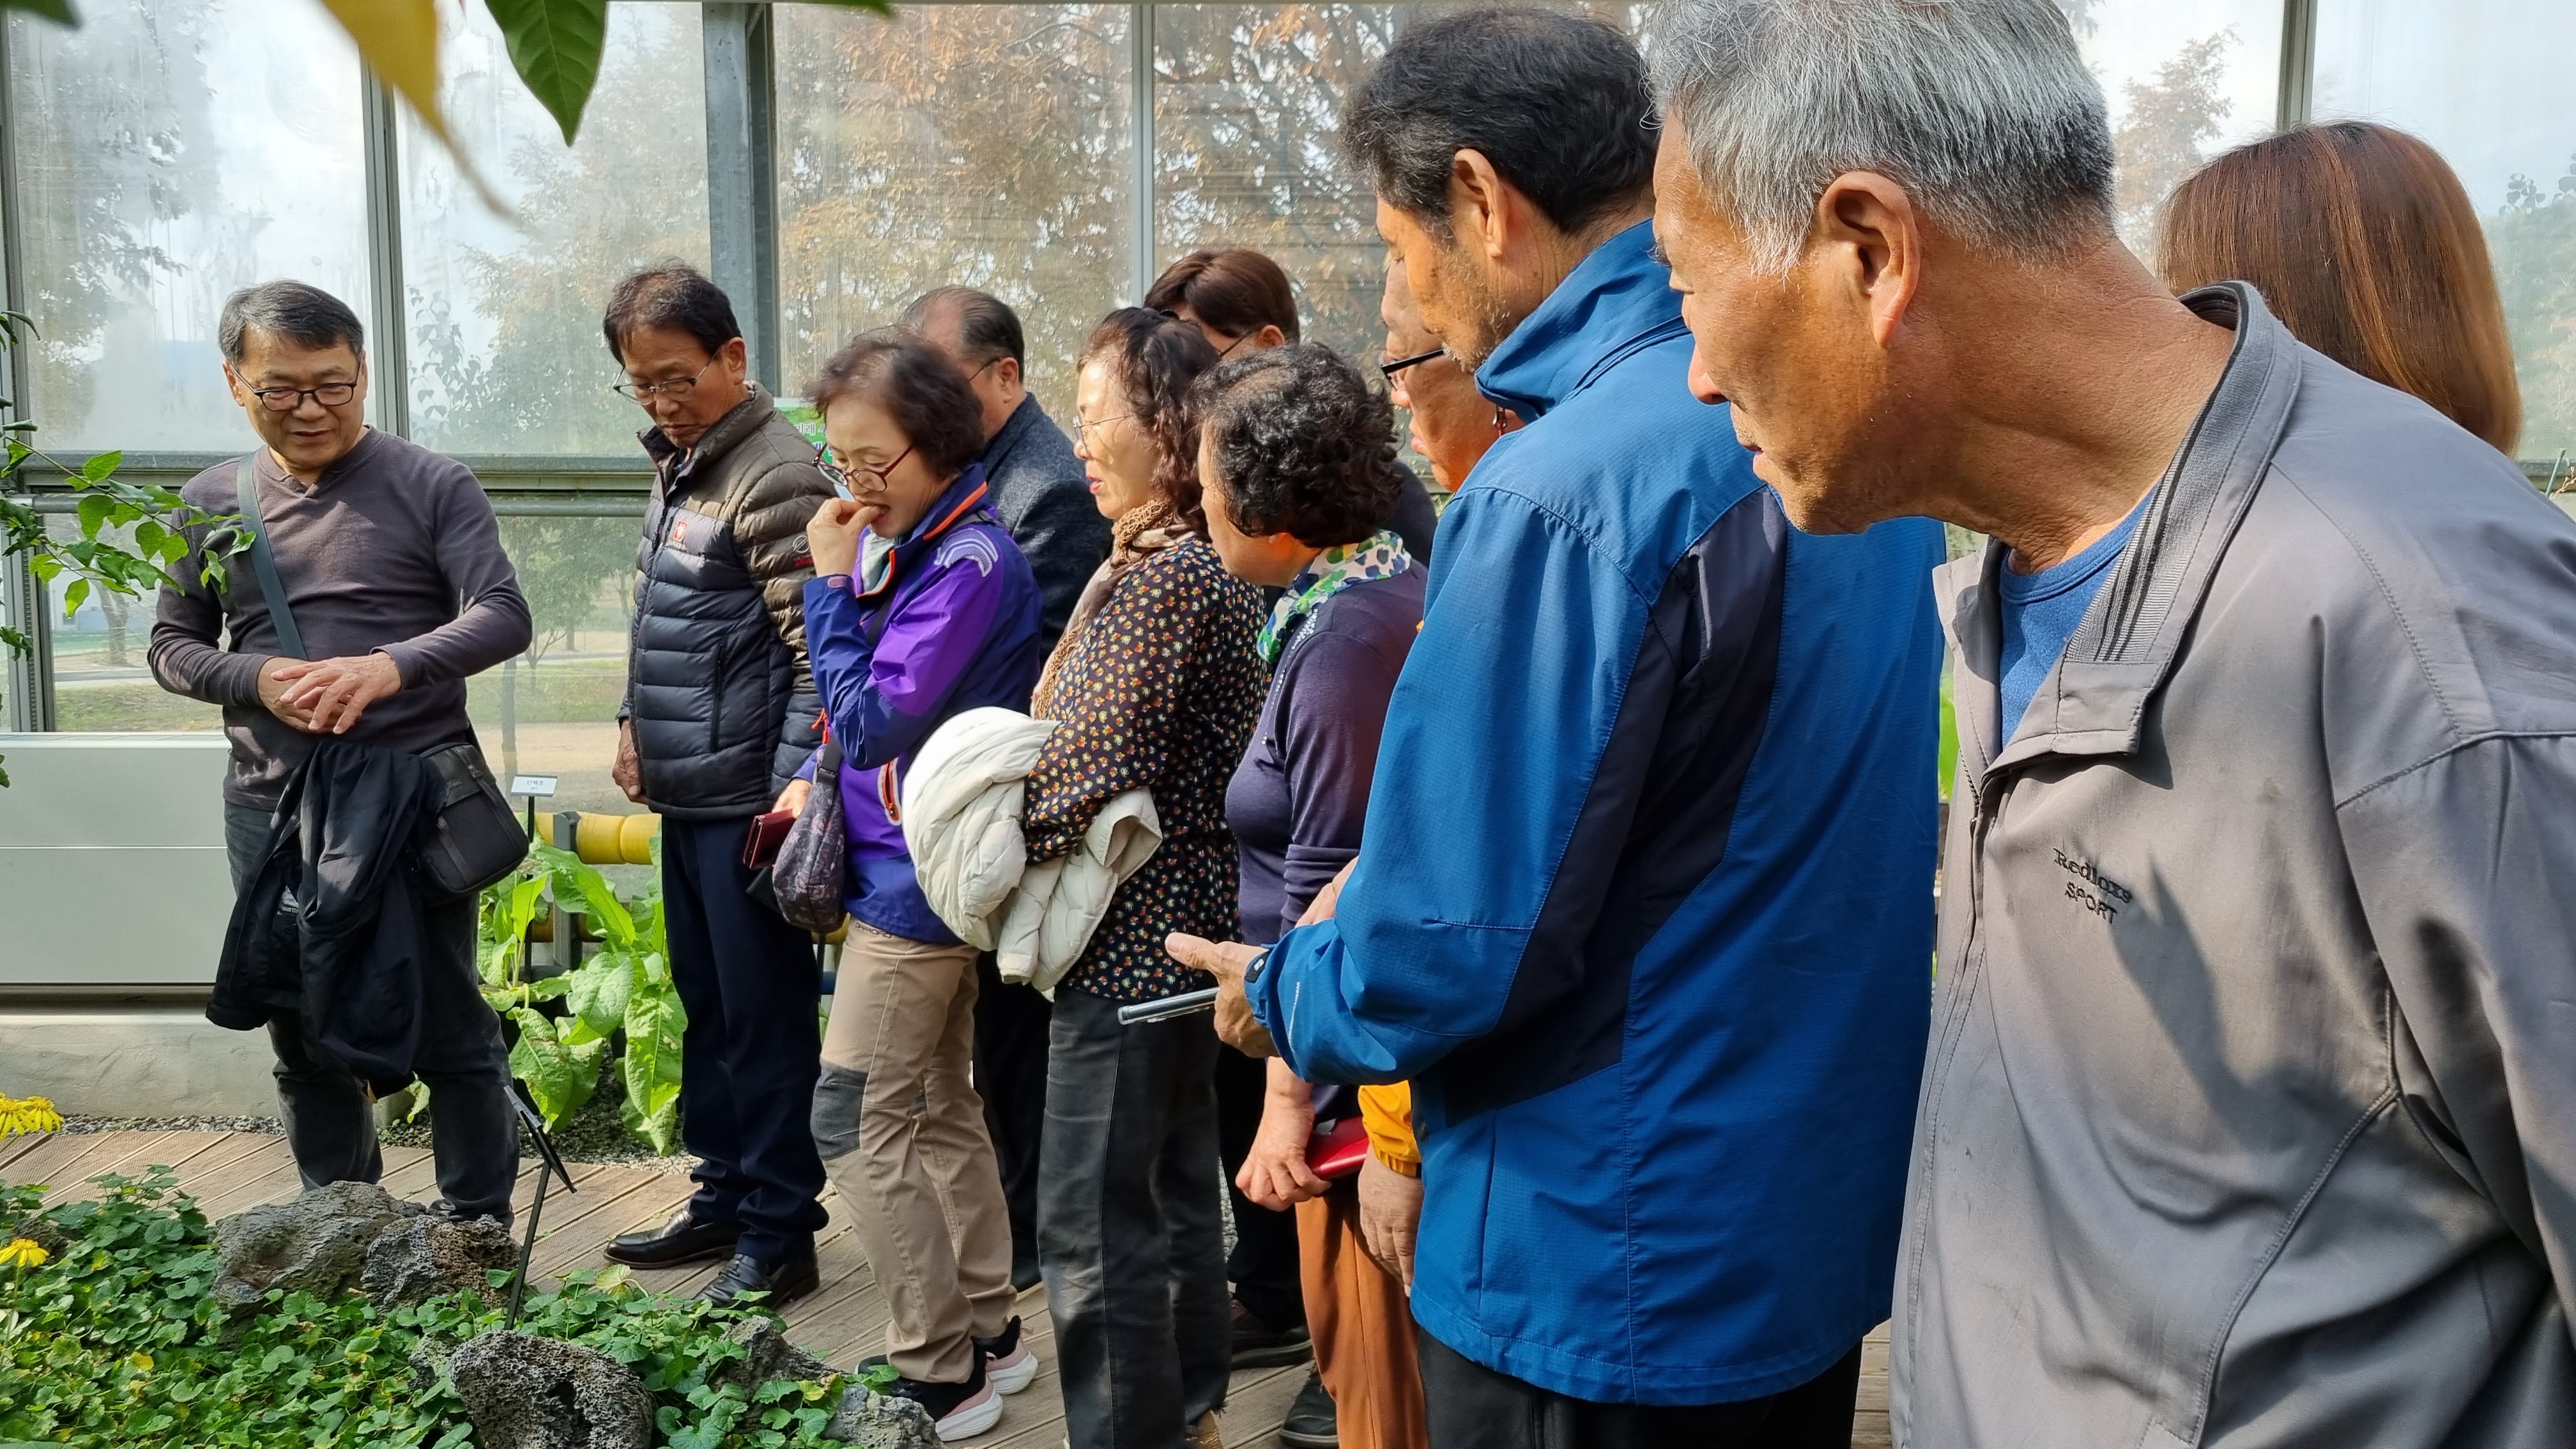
[1280,1369,1337,1448]
[700,1250,820,1310]
[1230,1299,1314,1368]
[604,1209,742,1268]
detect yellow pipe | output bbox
[569,811,661,866]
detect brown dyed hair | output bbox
[1082,308,1223,532]
[1144,249,1301,346]
[804,328,988,477]
[2158,121,2521,455]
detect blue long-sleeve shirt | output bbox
[1245,223,1947,1406]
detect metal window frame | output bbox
[4,0,2347,734]
[2277,0,2317,130]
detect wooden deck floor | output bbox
[1,1129,1889,1446]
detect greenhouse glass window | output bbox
[399,1,714,456]
[2315,0,2576,465]
[6,0,371,452]
[774,3,1135,425]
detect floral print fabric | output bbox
[1023,533,1266,1002]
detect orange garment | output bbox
[1299,1184,1428,1449]
[1356,1081,1418,1176]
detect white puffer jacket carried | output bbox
[900,707,1162,992]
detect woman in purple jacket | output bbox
[781,329,1045,1439]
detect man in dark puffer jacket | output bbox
[599,264,835,1308]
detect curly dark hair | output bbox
[803,328,988,477]
[1191,344,1407,548]
[1081,307,1223,532]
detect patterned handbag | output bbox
[770,737,847,933]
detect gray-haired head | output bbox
[1644,0,2114,272]
[901,286,1026,370]
[218,281,364,365]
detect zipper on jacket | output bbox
[707,647,727,753]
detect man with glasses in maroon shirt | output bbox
[595,263,838,1309]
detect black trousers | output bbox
[1418,1332,1864,1449]
[1215,1039,1306,1329]
[1039,986,1232,1449]
[660,813,830,1264]
[224,802,519,1224]
[974,949,1054,1287]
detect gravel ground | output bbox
[378,1059,694,1173]
[59,1070,692,1174]
[57,1114,282,1135]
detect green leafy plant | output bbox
[0,1169,848,1448]
[0,311,249,786]
[477,843,688,1151]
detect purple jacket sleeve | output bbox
[804,551,1004,772]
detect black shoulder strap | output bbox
[234,454,307,661]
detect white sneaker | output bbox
[932,1381,1002,1440]
[977,1315,1039,1395]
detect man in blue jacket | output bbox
[1172,10,1945,1444]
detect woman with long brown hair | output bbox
[2158,120,2522,455]
[1030,306,1266,1449]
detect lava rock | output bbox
[711,1315,835,1395]
[8,1213,67,1259]
[824,1386,940,1449]
[212,1180,425,1310]
[448,1329,654,1449]
[362,1214,518,1308]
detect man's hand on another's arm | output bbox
[273,653,404,734]
[1165,933,1276,1057]
[612,718,648,804]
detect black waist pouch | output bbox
[417,741,527,898]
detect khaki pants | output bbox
[815,923,1016,1383]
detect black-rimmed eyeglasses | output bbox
[1378,348,1446,383]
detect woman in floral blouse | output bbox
[1026,306,1266,1449]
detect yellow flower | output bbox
[0,1094,64,1140]
[0,1237,49,1269]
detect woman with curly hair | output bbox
[1027,306,1266,1449]
[1186,344,1429,1449]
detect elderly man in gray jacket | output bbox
[1648,1,2576,1445]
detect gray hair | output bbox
[218,280,364,365]
[1644,0,2115,272]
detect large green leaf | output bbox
[564,949,636,1043]
[533,841,634,949]
[620,985,687,1154]
[484,0,608,146]
[478,873,548,985]
[509,1006,605,1128]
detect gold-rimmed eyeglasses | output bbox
[1074,413,1135,446]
